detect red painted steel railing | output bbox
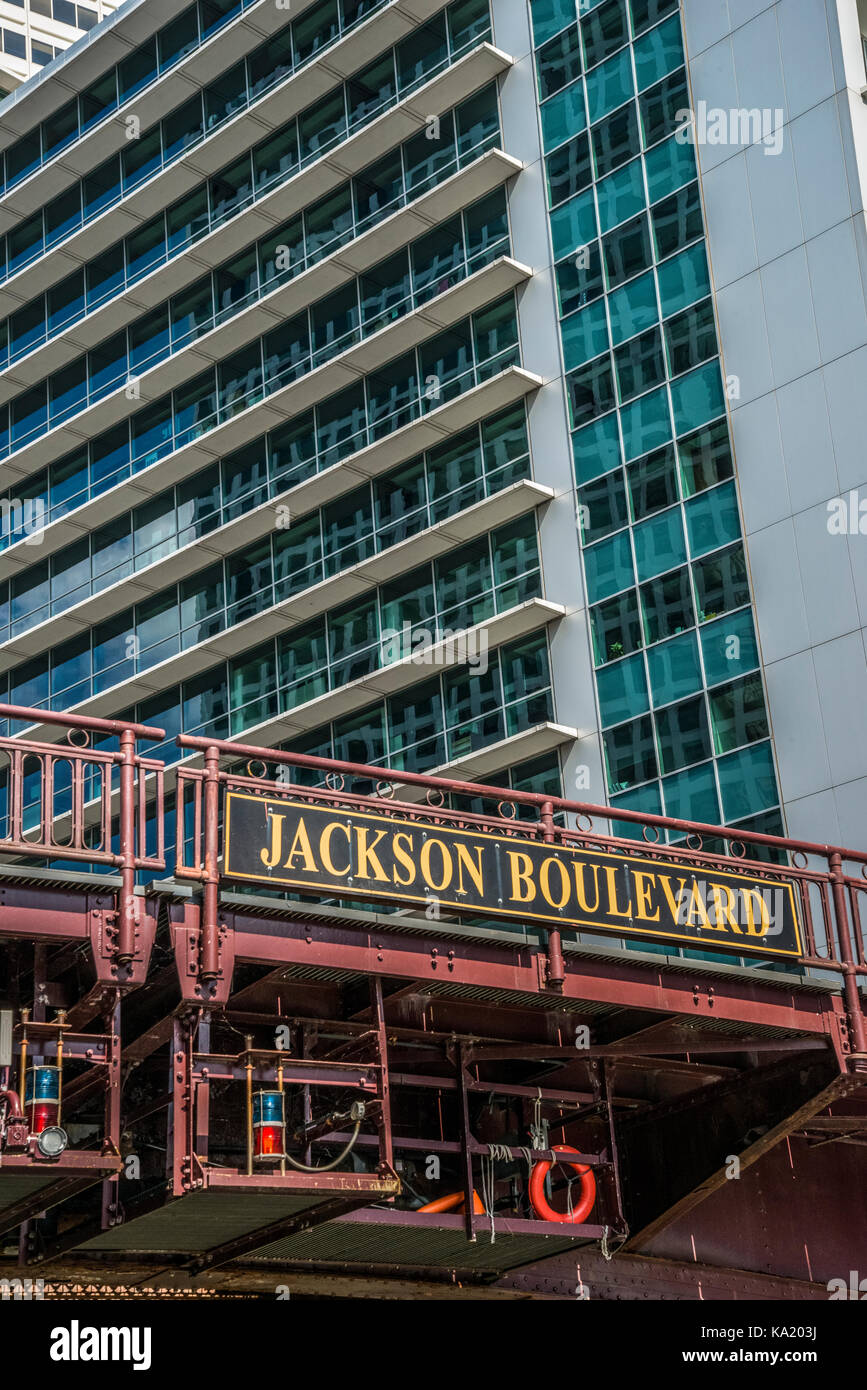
[0,704,166,963]
[174,734,867,1053]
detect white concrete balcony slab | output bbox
[0,361,542,583]
[0,147,522,400]
[0,39,512,315]
[0,478,554,671]
[0,251,532,487]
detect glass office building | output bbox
[0,0,864,879]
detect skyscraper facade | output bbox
[0,0,862,911]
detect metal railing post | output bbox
[117,727,137,964]
[829,852,867,1054]
[201,745,222,982]
[541,799,565,992]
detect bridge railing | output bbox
[175,734,867,1051]
[0,703,166,963]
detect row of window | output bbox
[2,402,529,636]
[0,295,521,553]
[0,196,512,462]
[1,0,313,191]
[0,84,501,369]
[21,0,102,28]
[121,630,554,771]
[0,0,489,282]
[531,0,678,56]
[4,517,541,731]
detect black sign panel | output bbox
[224,793,804,959]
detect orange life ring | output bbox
[529,1144,596,1224]
[417,1189,486,1215]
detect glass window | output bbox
[403,112,456,193]
[603,213,652,290]
[295,0,338,63]
[591,588,642,664]
[253,124,298,195]
[633,13,683,91]
[556,242,604,317]
[652,181,703,260]
[397,12,447,92]
[546,132,593,207]
[639,68,688,149]
[630,0,679,36]
[597,653,649,726]
[678,419,733,496]
[700,610,758,686]
[541,83,587,153]
[562,299,609,371]
[42,99,78,161]
[205,59,247,132]
[537,24,582,100]
[299,90,347,162]
[608,270,658,346]
[604,714,657,792]
[572,411,622,484]
[641,565,693,643]
[168,187,209,254]
[656,694,711,773]
[627,443,678,519]
[693,543,749,622]
[550,188,597,260]
[585,529,634,603]
[218,343,263,419]
[596,156,646,236]
[685,481,740,558]
[665,298,717,377]
[717,741,777,821]
[620,386,671,461]
[80,70,118,134]
[348,52,396,130]
[119,38,158,102]
[159,7,199,71]
[582,0,628,68]
[45,186,82,249]
[592,102,640,179]
[164,94,204,162]
[662,760,719,824]
[710,675,769,755]
[657,242,710,317]
[671,360,724,437]
[644,131,696,202]
[585,47,634,124]
[614,325,666,402]
[567,354,616,428]
[633,505,686,581]
[647,630,701,706]
[531,0,579,46]
[578,469,628,542]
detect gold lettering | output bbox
[743,888,771,936]
[355,826,390,882]
[393,831,416,887]
[603,865,632,918]
[284,818,317,873]
[658,875,688,925]
[683,881,716,930]
[571,862,600,914]
[632,870,660,922]
[320,821,351,878]
[420,838,453,893]
[508,851,536,905]
[455,843,485,896]
[260,812,285,869]
[710,882,742,934]
[540,855,570,910]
